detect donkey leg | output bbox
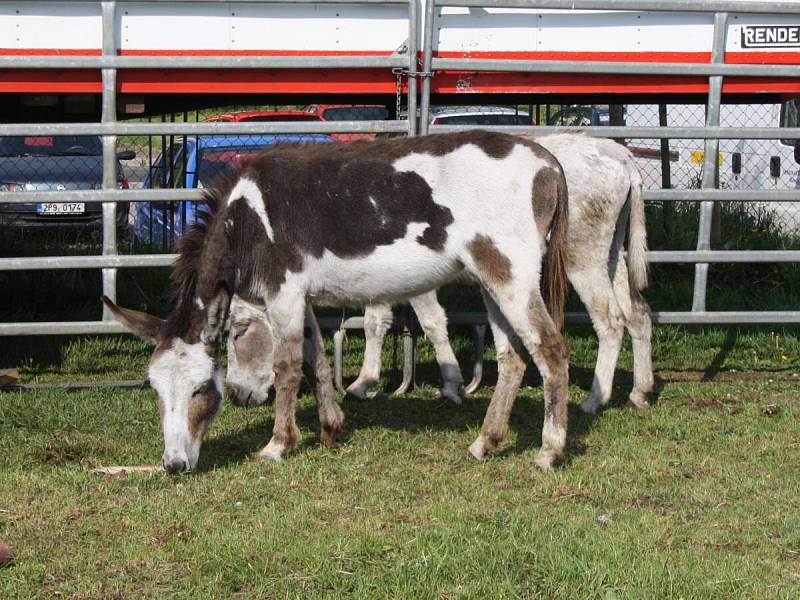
[468,289,527,459]
[346,303,393,399]
[258,297,306,463]
[611,262,654,408]
[570,268,626,415]
[478,279,569,471]
[409,291,464,405]
[302,306,346,448]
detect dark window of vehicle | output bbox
[240,115,322,122]
[150,145,187,189]
[780,99,800,147]
[0,135,103,157]
[322,107,390,121]
[197,146,263,186]
[434,114,531,126]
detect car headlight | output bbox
[0,182,21,192]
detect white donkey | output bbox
[228,134,653,418]
[347,134,653,413]
[103,130,571,474]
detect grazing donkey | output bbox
[103,130,570,474]
[228,134,653,418]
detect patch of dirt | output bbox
[656,369,799,383]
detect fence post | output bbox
[419,0,436,134]
[100,1,119,320]
[659,103,674,235]
[406,0,418,137]
[692,11,728,312]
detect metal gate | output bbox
[1,0,800,390]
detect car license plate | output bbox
[36,202,85,215]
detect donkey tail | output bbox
[625,161,649,291]
[542,166,570,331]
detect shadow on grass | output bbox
[200,356,617,472]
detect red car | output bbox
[205,109,322,124]
[304,104,390,142]
[205,106,390,142]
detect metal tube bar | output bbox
[0,121,410,136]
[35,0,411,3]
[406,0,419,136]
[648,312,800,324]
[333,329,346,394]
[2,122,797,139]
[0,255,177,271]
[435,0,800,12]
[6,310,800,337]
[419,0,437,134]
[644,190,800,202]
[463,324,486,395]
[2,380,149,393]
[393,326,416,395]
[0,322,129,336]
[0,56,409,69]
[693,11,728,312]
[101,1,118,321]
[646,250,800,263]
[6,187,800,205]
[6,249,800,273]
[429,58,800,78]
[428,125,800,139]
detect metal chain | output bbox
[393,68,404,120]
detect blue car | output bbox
[0,135,134,231]
[135,134,334,244]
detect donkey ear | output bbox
[101,296,163,343]
[202,285,231,344]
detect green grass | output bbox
[1,321,800,597]
[2,370,799,598]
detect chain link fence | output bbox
[112,104,393,248]
[624,102,800,238]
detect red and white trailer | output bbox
[0,0,798,99]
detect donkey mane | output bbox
[163,176,233,340]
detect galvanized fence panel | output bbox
[0,0,419,336]
[1,0,800,393]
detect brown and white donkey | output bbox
[227,133,653,442]
[104,130,571,474]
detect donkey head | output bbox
[225,296,274,408]
[102,287,230,475]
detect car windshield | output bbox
[435,114,531,126]
[0,135,102,157]
[197,146,265,185]
[322,106,389,121]
[240,114,321,122]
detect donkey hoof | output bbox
[628,391,651,409]
[345,382,371,400]
[258,441,285,463]
[440,385,463,405]
[533,451,556,472]
[467,437,488,460]
[320,425,343,450]
[579,398,602,415]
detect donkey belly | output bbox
[305,223,461,307]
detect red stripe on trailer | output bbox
[117,69,400,94]
[434,50,715,63]
[3,71,800,95]
[118,49,394,56]
[0,48,799,95]
[0,48,100,56]
[0,70,102,93]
